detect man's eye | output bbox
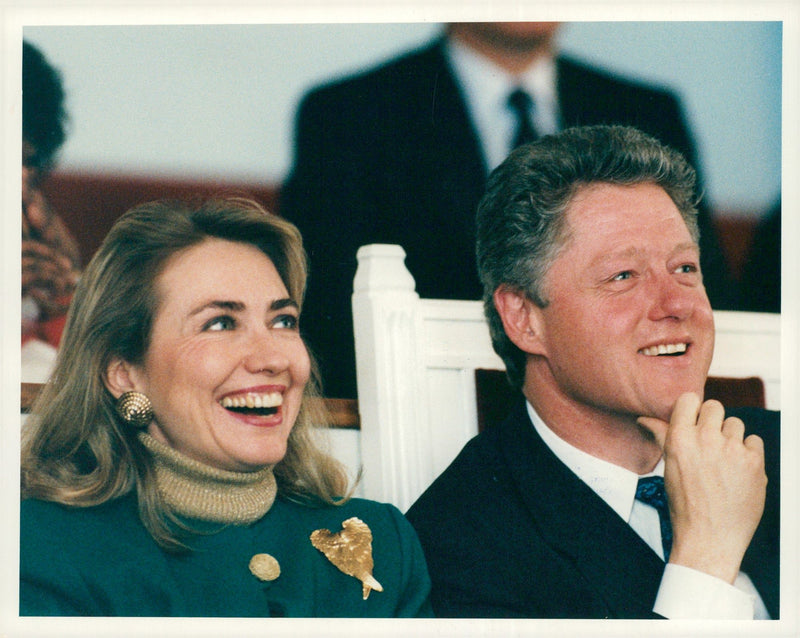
[675,264,698,274]
[273,314,299,330]
[204,316,236,331]
[612,271,633,281]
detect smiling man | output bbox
[405,125,779,619]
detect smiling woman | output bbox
[19,197,431,617]
[104,237,311,473]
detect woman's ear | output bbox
[493,285,548,357]
[104,357,143,399]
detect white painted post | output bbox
[352,244,429,511]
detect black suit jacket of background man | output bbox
[405,402,780,618]
[280,38,736,399]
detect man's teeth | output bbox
[220,392,283,409]
[640,343,688,356]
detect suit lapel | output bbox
[554,56,585,129]
[497,403,666,617]
[424,41,489,206]
[398,41,487,301]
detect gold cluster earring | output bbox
[115,391,154,428]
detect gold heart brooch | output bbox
[310,517,384,600]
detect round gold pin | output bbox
[249,553,281,582]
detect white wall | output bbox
[21,16,784,216]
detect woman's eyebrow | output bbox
[189,300,245,316]
[271,298,299,311]
[188,298,297,316]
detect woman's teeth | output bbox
[220,392,283,411]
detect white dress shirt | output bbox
[445,38,560,172]
[526,402,769,619]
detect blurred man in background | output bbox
[281,22,735,399]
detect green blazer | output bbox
[20,492,432,617]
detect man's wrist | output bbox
[654,563,755,619]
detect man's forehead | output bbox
[552,182,697,259]
[565,182,684,225]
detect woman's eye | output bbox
[204,316,236,332]
[273,314,299,330]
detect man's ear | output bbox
[493,285,548,356]
[104,357,143,399]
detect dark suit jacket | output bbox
[405,402,780,618]
[281,38,736,398]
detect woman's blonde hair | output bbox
[21,197,352,550]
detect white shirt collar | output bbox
[445,38,559,171]
[526,401,664,523]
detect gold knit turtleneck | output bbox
[138,431,277,525]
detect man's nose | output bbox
[647,273,696,321]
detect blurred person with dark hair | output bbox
[22,40,80,378]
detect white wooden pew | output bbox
[20,243,781,513]
[352,244,781,512]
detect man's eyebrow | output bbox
[588,246,638,267]
[671,241,700,255]
[589,241,699,268]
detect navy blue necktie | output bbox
[507,88,538,149]
[635,476,673,561]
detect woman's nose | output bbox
[242,330,291,375]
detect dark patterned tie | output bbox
[635,476,673,561]
[507,88,538,149]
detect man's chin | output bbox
[652,388,706,423]
[638,395,687,424]
[638,406,672,425]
